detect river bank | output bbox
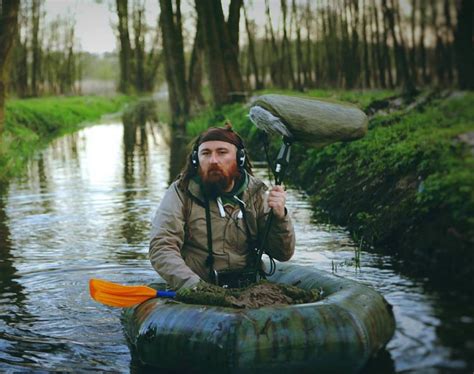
[0,95,132,184]
[187,90,474,287]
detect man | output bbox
[149,123,295,290]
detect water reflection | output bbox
[167,127,188,183]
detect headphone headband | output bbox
[191,142,246,169]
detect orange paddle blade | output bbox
[89,278,157,308]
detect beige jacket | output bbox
[149,174,295,289]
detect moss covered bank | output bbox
[0,95,131,184]
[187,90,474,287]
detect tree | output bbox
[188,17,205,106]
[454,0,473,89]
[195,0,244,107]
[382,0,411,91]
[0,0,20,136]
[116,0,133,94]
[243,4,262,90]
[159,0,189,129]
[31,0,42,96]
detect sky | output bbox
[43,0,413,55]
[43,0,280,54]
[44,0,161,54]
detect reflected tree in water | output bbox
[120,100,159,246]
[168,127,188,184]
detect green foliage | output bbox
[0,95,133,183]
[80,52,119,81]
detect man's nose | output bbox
[209,152,219,163]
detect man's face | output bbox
[198,140,239,195]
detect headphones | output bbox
[191,145,246,169]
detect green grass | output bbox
[186,89,474,285]
[0,95,133,183]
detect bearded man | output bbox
[149,123,295,290]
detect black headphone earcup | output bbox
[237,149,246,168]
[191,150,199,168]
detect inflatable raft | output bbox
[121,263,395,372]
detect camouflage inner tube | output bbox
[121,263,395,373]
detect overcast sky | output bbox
[44,0,158,54]
[43,0,290,54]
[44,0,411,54]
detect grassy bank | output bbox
[187,90,474,286]
[0,95,132,184]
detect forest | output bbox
[1,0,472,134]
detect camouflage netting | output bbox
[176,281,323,309]
[251,94,368,147]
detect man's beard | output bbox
[199,164,240,198]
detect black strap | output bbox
[234,199,257,253]
[204,195,214,278]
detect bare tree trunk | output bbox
[133,1,145,92]
[418,0,428,84]
[280,0,295,89]
[348,0,361,88]
[243,5,262,90]
[454,0,473,89]
[144,18,162,92]
[116,0,133,94]
[227,0,242,57]
[324,4,338,86]
[195,0,244,106]
[381,2,394,88]
[31,0,42,96]
[262,24,270,87]
[265,0,280,87]
[292,0,303,90]
[313,0,322,86]
[369,4,379,86]
[13,7,28,98]
[362,0,370,88]
[372,1,386,87]
[340,0,350,88]
[159,0,189,129]
[410,0,418,84]
[383,0,414,93]
[443,0,454,84]
[0,0,20,136]
[304,0,313,87]
[188,17,205,106]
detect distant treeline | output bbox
[141,0,472,130]
[9,0,81,97]
[239,0,472,93]
[1,0,472,134]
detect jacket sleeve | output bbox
[149,183,201,289]
[256,190,295,262]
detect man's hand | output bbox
[268,185,287,219]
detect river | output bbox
[0,119,472,372]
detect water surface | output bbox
[0,122,472,372]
